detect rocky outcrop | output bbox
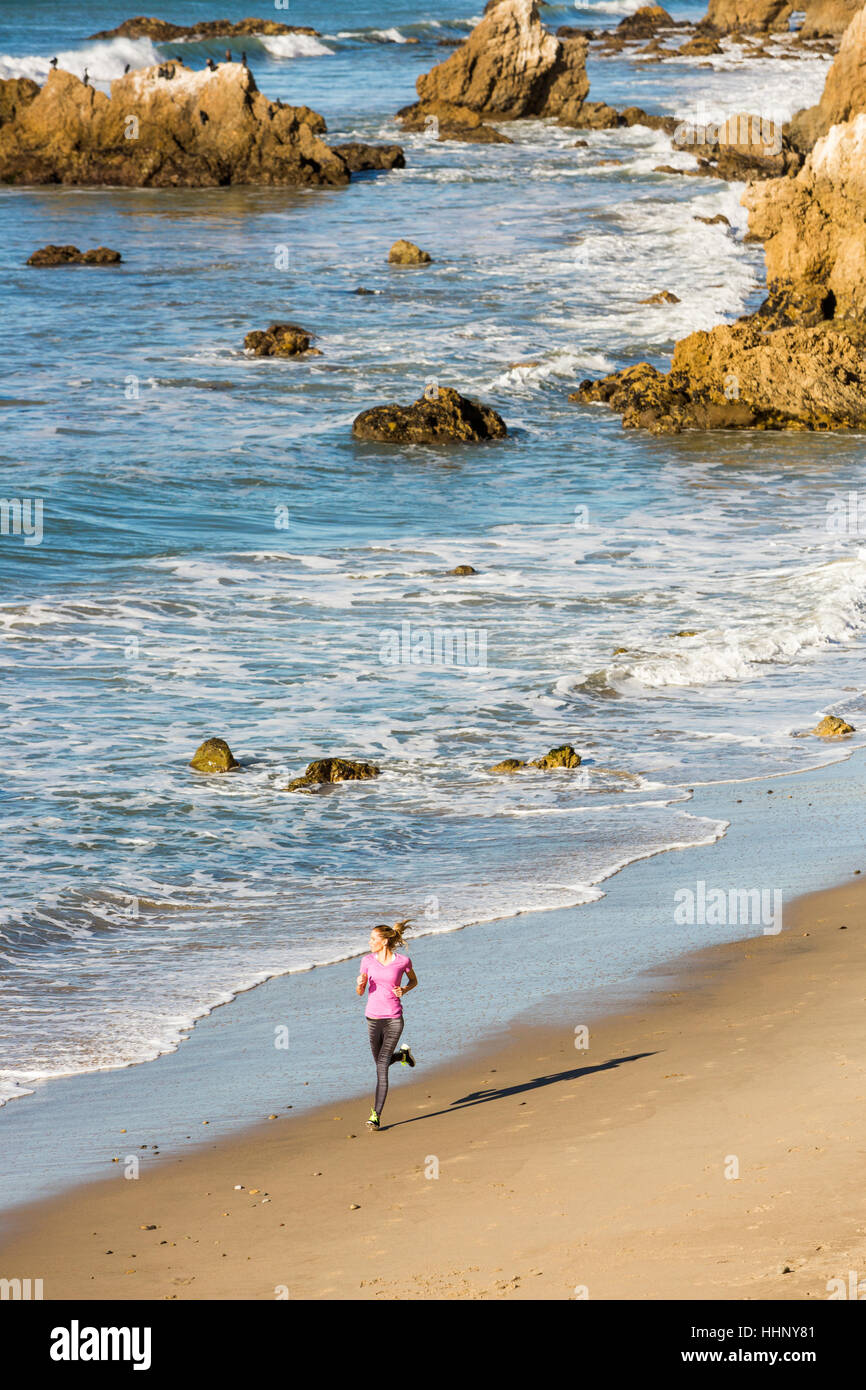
[702,0,793,30]
[26,244,122,265]
[244,322,319,356]
[617,6,676,36]
[572,318,866,431]
[744,113,866,321]
[396,104,513,144]
[490,744,583,773]
[672,113,798,179]
[352,387,507,444]
[388,239,431,265]
[800,0,863,37]
[0,65,384,188]
[399,0,589,129]
[190,738,239,772]
[789,8,866,150]
[810,714,855,735]
[89,15,322,40]
[285,758,381,792]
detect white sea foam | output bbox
[0,37,160,83]
[260,33,335,58]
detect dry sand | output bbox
[3,876,866,1300]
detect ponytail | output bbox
[374,919,411,950]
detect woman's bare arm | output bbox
[394,967,418,999]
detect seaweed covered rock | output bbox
[190,738,240,772]
[0,64,350,188]
[331,143,406,172]
[490,744,582,772]
[399,0,589,129]
[26,244,122,265]
[244,322,319,356]
[286,757,381,792]
[352,387,507,444]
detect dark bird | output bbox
[241,51,247,67]
[206,57,217,71]
[49,56,58,69]
[225,48,232,62]
[124,63,130,73]
[82,68,89,87]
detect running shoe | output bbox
[366,1109,380,1130]
[396,1045,416,1068]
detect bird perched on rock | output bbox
[241,51,248,67]
[206,57,217,71]
[224,48,232,62]
[124,63,130,73]
[82,68,89,86]
[49,56,57,69]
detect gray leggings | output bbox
[367,1016,405,1116]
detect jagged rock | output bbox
[672,112,796,180]
[244,323,319,356]
[617,6,676,37]
[702,0,793,30]
[353,387,507,444]
[449,564,478,575]
[0,65,352,188]
[801,0,863,38]
[572,318,866,431]
[331,143,405,172]
[26,244,122,265]
[674,629,700,636]
[789,9,866,150]
[490,758,527,772]
[811,714,855,735]
[285,758,381,791]
[0,76,39,126]
[401,0,589,128]
[89,16,322,40]
[640,290,680,303]
[745,113,866,320]
[574,101,621,130]
[694,213,731,224]
[190,738,239,772]
[620,107,679,134]
[531,745,582,769]
[388,239,432,265]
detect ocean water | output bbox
[1,1,862,1111]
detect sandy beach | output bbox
[3,871,865,1300]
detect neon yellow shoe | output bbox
[366,1109,380,1130]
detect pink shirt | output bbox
[362,952,412,1019]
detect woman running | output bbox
[356,920,418,1130]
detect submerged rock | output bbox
[244,322,319,356]
[331,143,406,172]
[490,745,582,772]
[449,564,478,575]
[640,290,680,304]
[400,0,589,129]
[811,715,855,736]
[388,239,432,265]
[26,244,122,265]
[352,387,507,444]
[0,65,352,188]
[190,738,240,773]
[286,758,381,792]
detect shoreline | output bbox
[1,742,864,1222]
[2,862,865,1299]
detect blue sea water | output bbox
[0,1,863,1111]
